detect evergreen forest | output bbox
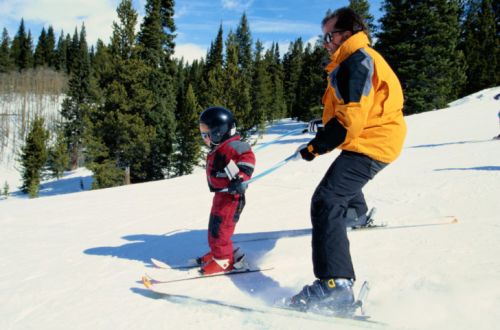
[0,0,498,195]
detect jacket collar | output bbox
[325,32,370,73]
[209,134,240,152]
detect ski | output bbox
[149,216,457,270]
[141,279,385,328]
[348,223,388,231]
[143,266,274,284]
[232,222,388,244]
[150,258,198,270]
[349,216,458,232]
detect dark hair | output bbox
[322,7,367,33]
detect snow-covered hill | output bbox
[1,87,499,330]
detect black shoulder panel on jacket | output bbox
[335,49,374,103]
[228,140,251,155]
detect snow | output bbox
[1,87,500,330]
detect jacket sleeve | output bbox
[227,140,255,181]
[308,117,347,155]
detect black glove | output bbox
[228,176,247,195]
[299,145,316,161]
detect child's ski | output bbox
[143,266,274,285]
[150,258,198,270]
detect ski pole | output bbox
[244,153,296,185]
[253,126,306,152]
[218,152,298,193]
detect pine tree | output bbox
[223,30,252,137]
[11,19,33,70]
[138,0,177,180]
[45,26,56,68]
[251,40,273,132]
[200,25,225,107]
[283,38,304,118]
[48,129,70,179]
[206,25,224,70]
[85,0,157,186]
[349,0,376,38]
[236,12,253,72]
[462,0,498,94]
[90,39,112,101]
[376,0,466,114]
[175,58,186,123]
[174,83,202,176]
[0,28,13,72]
[34,27,48,67]
[20,116,49,197]
[160,0,176,59]
[55,31,68,72]
[186,58,204,94]
[295,41,328,121]
[67,29,80,74]
[26,31,34,69]
[223,30,240,112]
[2,181,9,198]
[33,26,56,68]
[264,43,286,121]
[111,0,138,60]
[60,24,92,169]
[235,13,253,135]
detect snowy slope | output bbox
[1,87,500,330]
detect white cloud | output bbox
[173,43,207,64]
[305,35,321,47]
[0,0,120,45]
[221,0,253,11]
[251,19,319,34]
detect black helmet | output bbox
[199,106,236,144]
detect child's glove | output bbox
[228,176,247,195]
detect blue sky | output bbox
[0,0,384,63]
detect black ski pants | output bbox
[311,151,387,280]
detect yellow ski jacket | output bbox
[310,32,406,164]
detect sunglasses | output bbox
[201,132,210,139]
[323,29,346,44]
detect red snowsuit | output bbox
[205,135,255,260]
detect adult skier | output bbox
[289,7,407,314]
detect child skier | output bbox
[197,106,255,275]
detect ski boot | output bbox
[200,257,234,275]
[286,278,356,316]
[195,251,213,266]
[344,207,377,229]
[195,247,243,266]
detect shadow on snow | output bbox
[408,138,495,149]
[262,121,307,135]
[9,174,93,198]
[85,228,311,303]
